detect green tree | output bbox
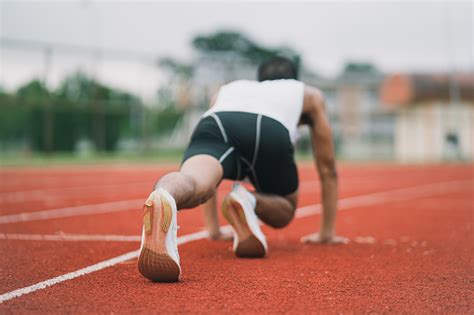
[16,79,50,102]
[0,90,29,147]
[342,62,380,75]
[1,73,142,153]
[192,30,300,65]
[55,72,139,151]
[56,72,139,105]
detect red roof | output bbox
[380,73,474,107]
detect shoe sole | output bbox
[138,195,180,282]
[222,196,266,258]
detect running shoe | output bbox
[222,183,268,258]
[138,188,181,282]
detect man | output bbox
[138,57,346,282]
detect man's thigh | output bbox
[182,115,239,180]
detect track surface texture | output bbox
[0,163,473,313]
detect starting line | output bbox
[0,179,471,304]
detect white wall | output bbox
[395,102,474,162]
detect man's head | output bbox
[257,56,298,82]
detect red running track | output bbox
[0,163,473,313]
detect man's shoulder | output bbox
[304,84,323,96]
[302,85,326,117]
[304,85,325,103]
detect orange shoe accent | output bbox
[161,199,171,233]
[138,194,179,282]
[143,205,153,235]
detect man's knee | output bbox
[181,172,216,203]
[270,213,294,229]
[273,191,298,228]
[155,171,193,190]
[275,207,297,229]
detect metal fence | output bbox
[1,38,397,160]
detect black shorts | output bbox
[182,111,298,196]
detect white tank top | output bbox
[204,79,305,143]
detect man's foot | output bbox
[222,183,268,258]
[138,189,181,282]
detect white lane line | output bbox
[0,168,432,207]
[0,178,319,224]
[0,199,143,225]
[0,226,234,304]
[0,166,418,193]
[0,181,153,204]
[0,251,140,304]
[0,179,470,304]
[0,178,470,226]
[0,180,395,223]
[0,173,390,204]
[3,179,470,243]
[0,228,235,243]
[295,179,472,218]
[0,233,142,242]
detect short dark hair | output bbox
[257,56,298,81]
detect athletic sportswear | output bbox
[182,111,298,196]
[204,79,305,144]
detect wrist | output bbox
[320,228,334,240]
[208,229,222,240]
[207,224,221,236]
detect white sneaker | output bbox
[138,188,181,282]
[222,183,268,258]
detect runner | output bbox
[138,57,346,282]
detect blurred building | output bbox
[381,73,474,162]
[301,62,390,159]
[174,59,474,163]
[171,58,392,160]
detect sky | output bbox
[0,0,472,99]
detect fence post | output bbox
[43,47,53,155]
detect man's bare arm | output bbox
[300,87,347,244]
[203,195,231,240]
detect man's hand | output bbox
[208,228,233,241]
[203,194,234,241]
[300,232,349,245]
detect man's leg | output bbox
[155,155,223,209]
[138,154,223,282]
[254,191,298,228]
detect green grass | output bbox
[0,149,317,167]
[1,150,404,168]
[0,149,185,167]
